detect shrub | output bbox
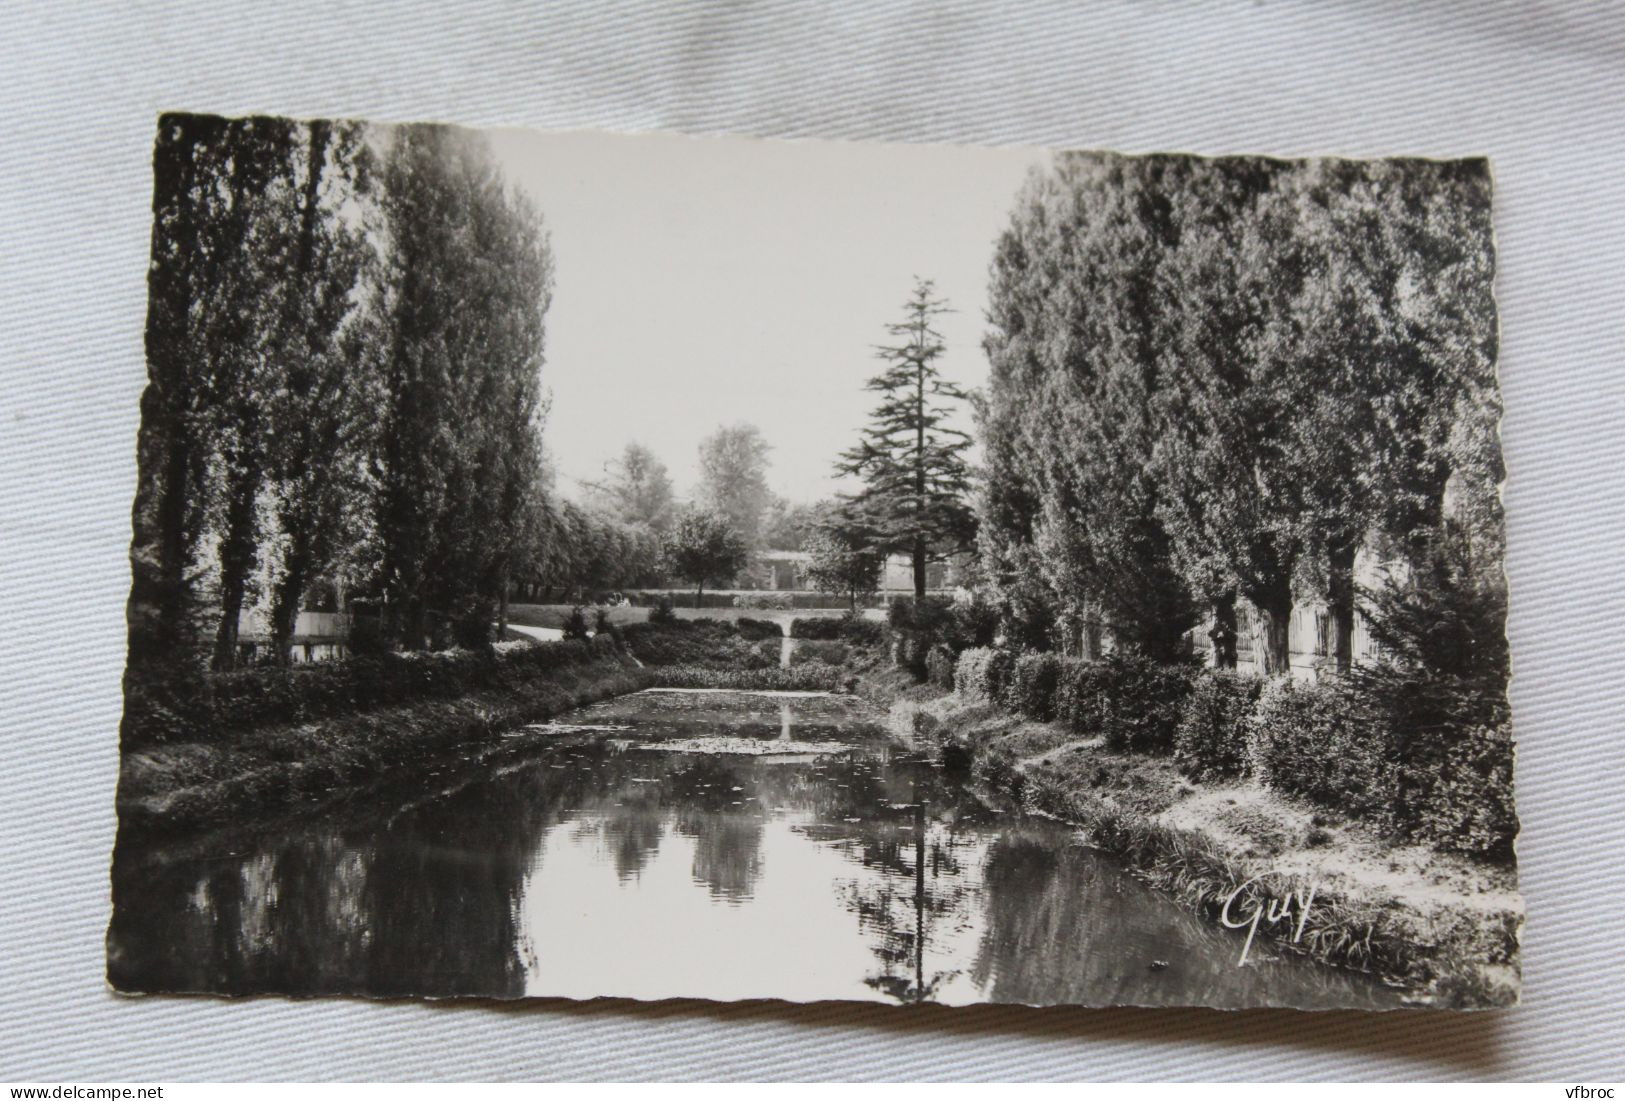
[618,620,774,670]
[955,647,1013,704]
[1006,652,1065,721]
[1055,658,1109,736]
[886,595,954,633]
[789,616,846,640]
[943,600,1000,653]
[733,592,793,610]
[562,606,592,641]
[844,614,886,649]
[925,644,957,689]
[1248,678,1396,821]
[789,640,849,667]
[200,639,615,739]
[733,616,783,641]
[890,630,928,677]
[1398,724,1516,859]
[648,594,677,625]
[1346,523,1516,859]
[1056,653,1195,753]
[1173,669,1263,781]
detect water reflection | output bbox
[109,689,1404,1008]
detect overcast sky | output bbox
[484,127,1044,505]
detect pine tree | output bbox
[834,279,976,603]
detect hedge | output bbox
[1056,653,1196,753]
[1247,678,1397,821]
[954,647,1013,704]
[788,640,849,667]
[204,636,621,740]
[1397,723,1517,859]
[925,644,957,689]
[1173,670,1263,781]
[788,615,883,646]
[618,620,776,669]
[626,590,866,610]
[1006,652,1065,721]
[642,664,841,691]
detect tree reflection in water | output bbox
[110,690,1406,1006]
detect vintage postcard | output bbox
[108,115,1519,1008]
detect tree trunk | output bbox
[497,567,510,637]
[269,532,312,666]
[1327,536,1358,673]
[1209,590,1238,670]
[695,581,704,609]
[1249,577,1294,677]
[212,464,260,671]
[913,538,927,605]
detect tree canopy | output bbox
[662,509,750,607]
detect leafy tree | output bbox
[1147,156,1305,672]
[663,509,749,607]
[835,278,976,604]
[697,423,774,548]
[803,524,884,611]
[983,159,1199,660]
[594,441,676,534]
[261,120,376,664]
[761,496,827,553]
[128,114,304,723]
[370,123,552,649]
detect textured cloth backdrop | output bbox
[2,0,1623,1081]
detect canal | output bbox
[108,688,1402,1008]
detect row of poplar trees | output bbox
[978,153,1502,674]
[128,115,552,714]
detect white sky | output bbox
[484,128,1044,505]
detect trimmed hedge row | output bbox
[204,636,623,740]
[788,615,886,648]
[956,648,1195,753]
[950,646,1515,858]
[618,620,776,669]
[642,664,842,691]
[627,590,867,610]
[1007,653,1065,722]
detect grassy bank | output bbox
[890,687,1520,1007]
[119,640,648,833]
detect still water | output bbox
[109,689,1402,1007]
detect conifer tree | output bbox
[834,278,976,603]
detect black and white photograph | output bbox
[107,114,1519,1010]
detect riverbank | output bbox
[118,640,648,833]
[885,686,1521,1007]
[119,619,863,832]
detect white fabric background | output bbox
[3,0,1623,1081]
